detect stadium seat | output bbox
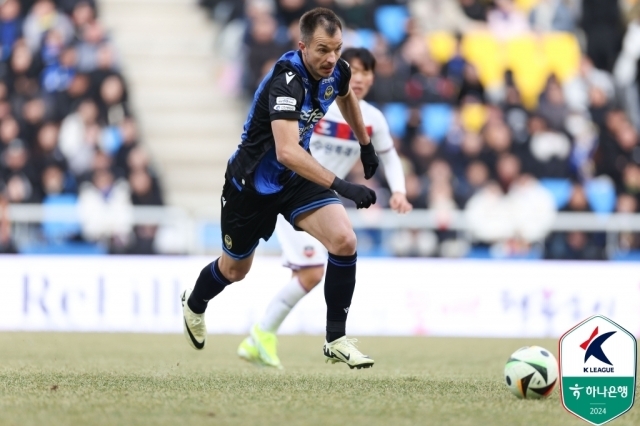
[421,104,453,142]
[539,178,572,209]
[541,32,581,83]
[374,5,409,46]
[426,31,457,64]
[352,28,377,50]
[585,177,616,214]
[42,194,81,243]
[505,35,539,71]
[460,103,487,133]
[382,103,409,138]
[460,32,504,88]
[506,35,549,109]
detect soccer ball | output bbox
[504,346,558,399]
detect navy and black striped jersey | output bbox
[227,50,351,195]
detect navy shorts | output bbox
[220,174,341,260]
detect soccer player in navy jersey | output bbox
[238,47,412,369]
[181,8,379,369]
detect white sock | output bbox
[259,276,308,333]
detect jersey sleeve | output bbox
[269,67,305,121]
[370,107,394,153]
[336,58,351,97]
[369,106,406,193]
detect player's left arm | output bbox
[334,59,379,180]
[371,109,412,214]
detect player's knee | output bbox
[224,267,249,282]
[330,229,357,255]
[298,266,325,290]
[218,258,250,283]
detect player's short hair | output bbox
[341,47,376,73]
[299,8,342,45]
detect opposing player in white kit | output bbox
[238,47,412,368]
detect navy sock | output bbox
[324,252,357,343]
[187,258,231,314]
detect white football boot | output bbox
[323,336,374,369]
[181,289,207,350]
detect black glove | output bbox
[360,141,379,179]
[331,177,377,209]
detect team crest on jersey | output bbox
[303,245,315,258]
[224,234,232,250]
[324,85,334,100]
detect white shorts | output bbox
[275,215,327,270]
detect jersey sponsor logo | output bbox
[276,96,296,106]
[224,235,232,250]
[285,72,295,85]
[311,140,356,157]
[313,119,373,141]
[324,85,334,100]
[301,108,324,123]
[274,105,296,111]
[303,245,315,258]
[299,108,325,135]
[322,77,335,84]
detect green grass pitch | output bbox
[0,333,637,426]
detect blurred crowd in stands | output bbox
[202,0,640,260]
[0,0,164,254]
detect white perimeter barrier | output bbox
[1,256,639,338]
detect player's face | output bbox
[348,58,374,100]
[299,27,342,80]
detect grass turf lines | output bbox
[0,333,638,426]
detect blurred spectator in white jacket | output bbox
[564,56,616,112]
[78,167,132,247]
[58,99,99,176]
[613,9,640,130]
[465,164,556,248]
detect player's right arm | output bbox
[269,68,375,209]
[272,119,335,187]
[272,118,377,209]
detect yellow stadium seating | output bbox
[542,32,581,83]
[426,31,457,64]
[461,32,504,88]
[458,31,579,109]
[460,103,488,133]
[505,35,550,109]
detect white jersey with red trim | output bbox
[309,99,394,179]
